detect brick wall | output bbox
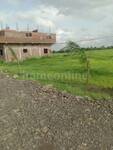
[0,30,56,44]
[4,44,51,62]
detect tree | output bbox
[61,41,80,52]
[60,40,90,91]
[79,50,90,88]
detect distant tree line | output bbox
[80,45,113,51]
[53,41,113,53]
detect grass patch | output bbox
[0,49,113,99]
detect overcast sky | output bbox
[0,0,113,47]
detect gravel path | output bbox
[0,74,113,150]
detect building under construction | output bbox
[0,29,56,61]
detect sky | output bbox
[0,0,113,47]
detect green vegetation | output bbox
[60,41,80,52]
[0,49,113,99]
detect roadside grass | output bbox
[0,49,113,99]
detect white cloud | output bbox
[37,0,113,46]
[1,0,113,47]
[7,0,23,4]
[14,7,58,33]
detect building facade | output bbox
[0,29,56,61]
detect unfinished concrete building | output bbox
[0,29,56,61]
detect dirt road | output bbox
[0,74,113,150]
